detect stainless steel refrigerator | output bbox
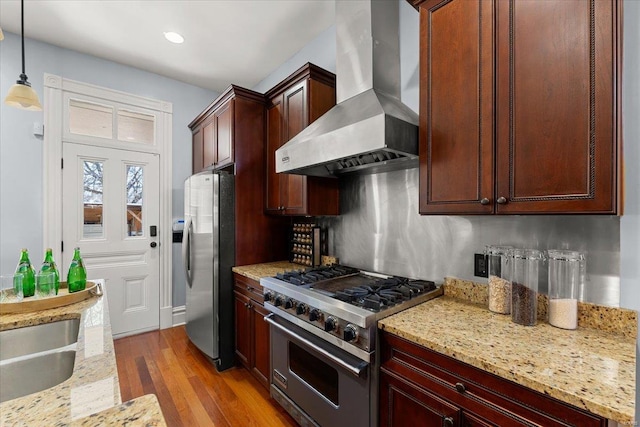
[182,170,235,371]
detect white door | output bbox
[62,143,160,337]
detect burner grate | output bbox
[339,278,437,312]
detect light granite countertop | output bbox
[0,281,166,426]
[232,257,339,282]
[378,296,636,425]
[232,261,299,281]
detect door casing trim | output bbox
[43,73,173,330]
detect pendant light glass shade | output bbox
[5,80,42,111]
[4,0,42,112]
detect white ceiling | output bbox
[0,0,336,92]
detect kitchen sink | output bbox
[0,350,76,403]
[0,319,81,403]
[0,318,80,361]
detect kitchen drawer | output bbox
[233,273,264,302]
[381,332,606,427]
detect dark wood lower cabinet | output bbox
[380,370,460,427]
[233,273,270,390]
[380,332,607,427]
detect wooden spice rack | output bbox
[0,281,101,314]
[290,223,324,267]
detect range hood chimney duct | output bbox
[275,0,418,177]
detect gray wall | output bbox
[0,32,217,307]
[620,0,640,420]
[252,25,336,93]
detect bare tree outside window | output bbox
[82,162,144,237]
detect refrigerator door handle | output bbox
[182,218,193,288]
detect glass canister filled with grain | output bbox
[486,245,512,314]
[511,249,543,326]
[547,250,584,330]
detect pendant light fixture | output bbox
[4,0,42,111]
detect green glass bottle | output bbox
[15,249,36,298]
[41,248,60,295]
[67,247,87,293]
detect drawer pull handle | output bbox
[455,382,466,393]
[443,417,454,427]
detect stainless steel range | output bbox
[261,265,442,427]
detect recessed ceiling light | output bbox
[164,32,184,44]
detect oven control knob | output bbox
[344,324,358,342]
[324,317,337,332]
[296,303,307,315]
[263,291,273,302]
[309,309,320,322]
[284,298,294,309]
[274,296,283,307]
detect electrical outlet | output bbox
[474,253,488,278]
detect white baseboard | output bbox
[160,306,173,329]
[172,305,186,327]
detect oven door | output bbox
[265,314,370,427]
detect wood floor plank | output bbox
[157,346,217,426]
[114,326,296,427]
[141,356,184,425]
[188,375,233,427]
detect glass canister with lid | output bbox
[485,245,512,314]
[511,249,544,326]
[547,250,585,330]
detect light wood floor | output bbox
[114,326,297,427]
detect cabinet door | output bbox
[266,96,284,213]
[214,100,234,169]
[251,302,271,390]
[234,290,251,368]
[495,0,618,214]
[192,126,204,173]
[380,370,460,427]
[282,81,308,215]
[202,120,215,169]
[418,0,495,214]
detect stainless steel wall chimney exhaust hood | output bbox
[275,0,418,178]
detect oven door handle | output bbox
[264,314,368,378]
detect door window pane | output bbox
[83,161,104,238]
[69,99,113,139]
[118,110,155,144]
[126,165,144,236]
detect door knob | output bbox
[496,196,508,204]
[443,417,454,427]
[480,197,490,205]
[150,242,157,248]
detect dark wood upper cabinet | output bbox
[265,63,340,216]
[192,126,204,175]
[188,85,289,266]
[415,0,621,215]
[202,120,215,171]
[189,87,238,174]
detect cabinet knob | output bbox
[455,382,466,393]
[443,417,454,427]
[496,196,508,204]
[480,197,490,205]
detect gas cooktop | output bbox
[261,265,443,361]
[273,265,436,312]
